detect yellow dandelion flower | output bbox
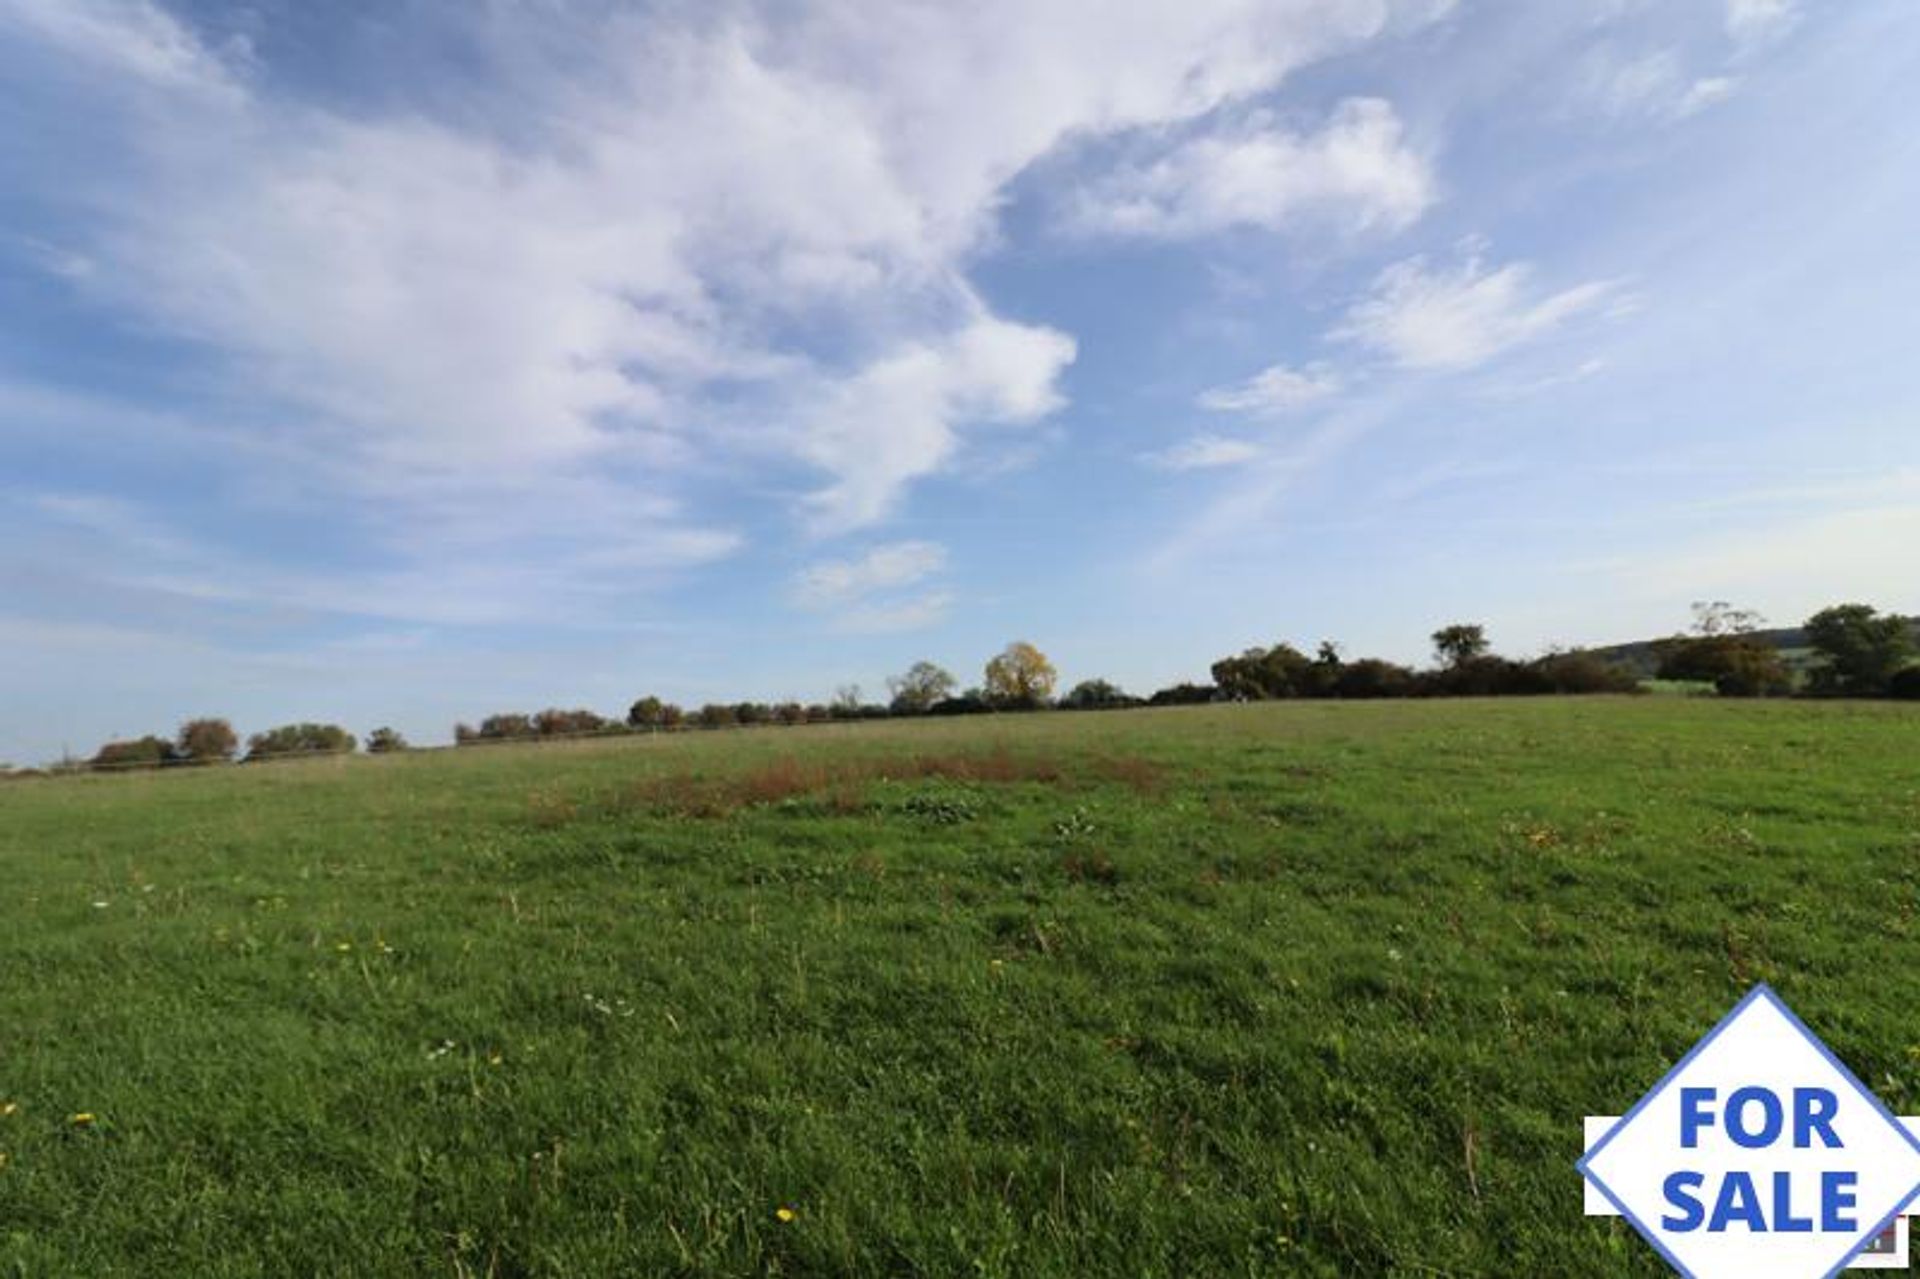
[0,1151,9,1169]
[775,1207,797,1223]
[0,1102,18,1118]
[335,941,353,952]
[70,1112,95,1127]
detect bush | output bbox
[1890,667,1920,701]
[91,736,177,771]
[1148,683,1217,706]
[1060,679,1139,710]
[245,723,356,761]
[1655,635,1790,697]
[1529,651,1642,695]
[366,727,408,753]
[177,718,239,764]
[1211,644,1312,700]
[533,708,609,737]
[1333,659,1417,699]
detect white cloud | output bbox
[1333,249,1618,371]
[1067,98,1434,239]
[793,540,948,609]
[1142,434,1264,471]
[797,315,1075,531]
[6,0,1452,538]
[1582,49,1741,121]
[1197,362,1341,415]
[1726,0,1799,50]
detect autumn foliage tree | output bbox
[983,641,1057,709]
[176,718,239,763]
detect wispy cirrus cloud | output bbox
[1141,434,1264,472]
[1197,362,1341,415]
[1333,248,1620,371]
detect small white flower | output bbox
[91,900,109,909]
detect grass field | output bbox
[3,698,1918,1276]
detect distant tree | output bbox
[804,703,834,723]
[1655,633,1791,697]
[1689,600,1768,638]
[1431,624,1490,669]
[1060,678,1137,710]
[91,735,177,771]
[454,722,479,746]
[176,718,238,764]
[1527,651,1642,695]
[1891,667,1920,701]
[1211,644,1312,700]
[532,708,607,737]
[984,641,1058,708]
[887,661,958,714]
[246,723,355,760]
[775,702,808,726]
[1332,658,1417,699]
[477,713,535,741]
[696,703,737,729]
[1148,682,1217,706]
[658,703,685,730]
[627,696,666,729]
[733,702,770,726]
[366,727,408,754]
[1805,603,1914,696]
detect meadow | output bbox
[2,698,1918,1276]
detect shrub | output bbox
[1655,634,1790,697]
[176,718,239,764]
[1333,658,1417,699]
[1890,667,1920,701]
[1528,651,1642,695]
[533,708,608,737]
[366,727,408,753]
[1148,682,1217,706]
[1211,644,1312,700]
[1060,679,1139,710]
[91,735,177,771]
[245,723,355,761]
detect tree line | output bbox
[16,601,1915,776]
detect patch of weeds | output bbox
[899,787,980,825]
[1053,806,1097,842]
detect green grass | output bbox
[3,698,1918,1276]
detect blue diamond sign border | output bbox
[1577,983,1920,1279]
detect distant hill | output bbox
[1589,618,1920,678]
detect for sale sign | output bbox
[1579,984,1920,1278]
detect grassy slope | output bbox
[2,699,1917,1276]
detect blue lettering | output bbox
[1795,1089,1841,1149]
[1726,1086,1783,1148]
[1662,1171,1705,1231]
[1681,1088,1717,1148]
[1710,1171,1766,1231]
[1771,1171,1813,1232]
[1824,1172,1858,1232]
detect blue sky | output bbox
[2,0,1916,763]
